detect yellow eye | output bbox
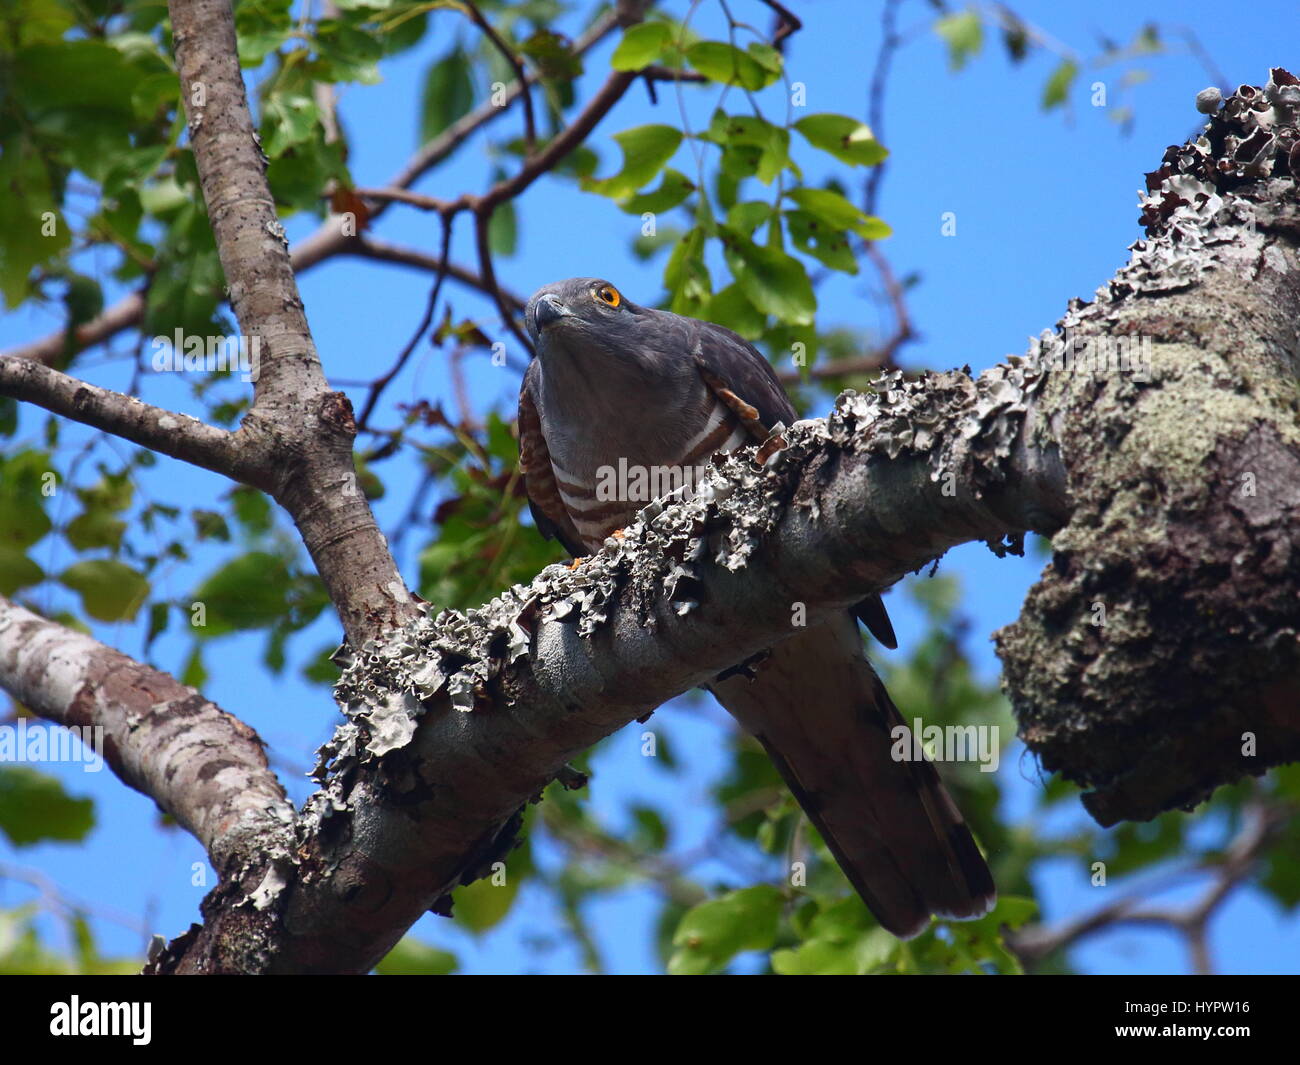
[594,284,621,308]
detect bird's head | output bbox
[525,277,650,364]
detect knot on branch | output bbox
[996,70,1300,829]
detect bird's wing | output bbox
[689,320,797,436]
[518,360,587,558]
[689,321,897,649]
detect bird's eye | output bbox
[594,284,621,308]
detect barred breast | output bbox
[551,396,752,551]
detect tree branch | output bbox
[168,0,421,647]
[0,357,262,487]
[0,596,295,879]
[340,235,526,312]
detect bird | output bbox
[517,277,996,938]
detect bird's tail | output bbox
[709,613,996,939]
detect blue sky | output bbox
[1,0,1297,974]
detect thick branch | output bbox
[169,0,419,646]
[0,596,294,879]
[995,72,1300,824]
[0,357,263,487]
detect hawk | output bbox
[518,277,995,938]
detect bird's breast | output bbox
[545,392,751,550]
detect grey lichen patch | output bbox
[1108,67,1300,302]
[825,363,1047,498]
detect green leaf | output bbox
[59,560,149,622]
[786,187,890,239]
[686,40,777,90]
[141,199,227,338]
[63,510,127,552]
[0,768,95,847]
[772,897,897,975]
[63,274,104,331]
[419,48,475,144]
[745,42,782,79]
[725,200,771,237]
[13,41,143,121]
[488,200,518,257]
[582,124,683,200]
[0,546,44,597]
[1043,59,1079,111]
[703,111,792,185]
[262,93,320,158]
[619,168,695,214]
[192,551,293,634]
[785,209,857,273]
[0,450,54,549]
[453,874,520,934]
[935,10,983,70]
[519,29,582,81]
[792,114,887,168]
[10,0,76,46]
[706,283,765,340]
[375,937,458,975]
[723,231,816,325]
[0,138,71,307]
[610,22,670,71]
[629,805,670,850]
[146,600,170,651]
[181,645,207,688]
[669,885,783,975]
[663,225,711,317]
[316,22,384,84]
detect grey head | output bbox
[523,277,721,465]
[525,277,685,377]
[525,279,650,358]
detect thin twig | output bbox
[341,236,527,313]
[474,206,533,356]
[757,0,802,51]
[864,0,904,218]
[462,0,536,149]
[356,216,454,433]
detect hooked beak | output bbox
[533,293,569,331]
